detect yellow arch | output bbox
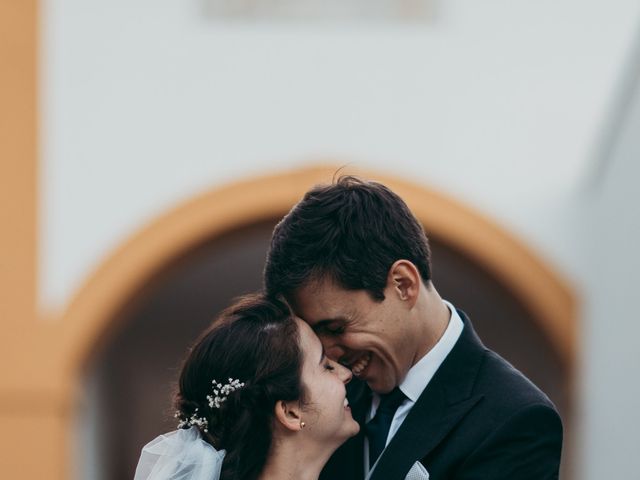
[51,166,576,480]
[58,165,576,386]
[0,163,577,480]
[2,2,575,477]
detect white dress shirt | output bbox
[364,300,464,476]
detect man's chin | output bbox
[366,377,397,395]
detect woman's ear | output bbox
[387,259,420,307]
[273,400,304,432]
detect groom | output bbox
[264,176,563,480]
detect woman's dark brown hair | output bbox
[174,293,305,480]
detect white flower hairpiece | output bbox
[175,408,209,432]
[207,378,245,409]
[175,378,245,432]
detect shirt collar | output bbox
[398,300,464,403]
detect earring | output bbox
[300,421,306,429]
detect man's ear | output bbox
[387,260,420,307]
[273,400,304,432]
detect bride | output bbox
[134,293,360,480]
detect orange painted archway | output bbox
[1,163,577,479]
[0,2,575,478]
[58,165,576,381]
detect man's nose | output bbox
[338,363,353,384]
[320,339,346,361]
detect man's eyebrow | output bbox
[311,317,347,332]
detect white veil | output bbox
[134,427,226,480]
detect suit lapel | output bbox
[369,311,486,480]
[370,386,483,479]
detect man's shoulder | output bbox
[422,344,562,472]
[450,311,558,416]
[472,347,559,419]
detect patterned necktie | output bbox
[365,387,407,467]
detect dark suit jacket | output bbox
[320,311,563,480]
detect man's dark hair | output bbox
[264,175,432,301]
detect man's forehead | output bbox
[290,296,332,323]
[295,275,350,300]
[294,283,339,307]
[289,280,323,309]
[292,291,357,328]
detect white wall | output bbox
[41,0,640,309]
[580,41,640,478]
[41,0,640,477]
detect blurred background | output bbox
[2,0,640,478]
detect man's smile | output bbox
[346,352,372,376]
